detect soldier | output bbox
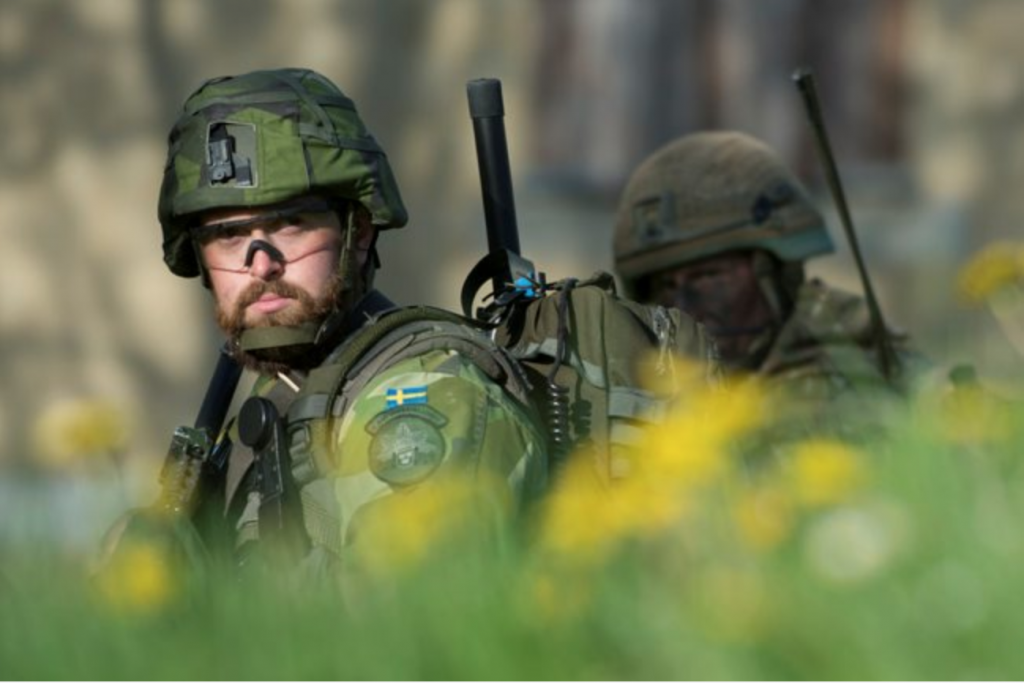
[106,68,547,580]
[613,130,916,414]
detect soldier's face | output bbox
[197,200,374,331]
[649,251,775,365]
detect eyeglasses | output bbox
[193,201,341,273]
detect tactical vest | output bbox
[227,305,533,561]
[227,275,719,562]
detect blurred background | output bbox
[2,0,1023,552]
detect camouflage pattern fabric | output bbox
[613,131,833,299]
[158,68,407,279]
[757,278,892,395]
[746,278,919,444]
[492,275,721,483]
[224,317,547,580]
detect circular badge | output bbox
[367,406,447,486]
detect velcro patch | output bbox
[366,405,448,486]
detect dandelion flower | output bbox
[537,451,690,566]
[956,241,1024,305]
[95,540,176,613]
[732,482,794,551]
[935,384,1015,446]
[352,476,494,573]
[788,438,868,508]
[32,398,128,470]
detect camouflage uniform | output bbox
[113,68,546,578]
[759,279,898,400]
[218,303,547,575]
[613,131,915,419]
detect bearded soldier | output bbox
[613,131,917,415]
[103,68,546,579]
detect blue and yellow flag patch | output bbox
[386,386,428,409]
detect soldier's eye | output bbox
[654,275,676,291]
[215,235,245,249]
[202,223,254,242]
[273,224,304,237]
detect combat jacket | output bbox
[749,278,920,440]
[212,291,547,578]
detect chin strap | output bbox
[699,251,798,369]
[715,251,802,369]
[238,322,323,352]
[237,208,380,355]
[752,251,785,323]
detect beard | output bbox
[215,272,345,375]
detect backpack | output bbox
[225,277,719,561]
[280,272,718,493]
[484,271,719,483]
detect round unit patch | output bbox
[367,405,448,486]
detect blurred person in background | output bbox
[612,131,922,424]
[101,68,547,582]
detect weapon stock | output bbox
[792,67,900,382]
[195,343,243,438]
[158,343,242,516]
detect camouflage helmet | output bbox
[613,131,833,296]
[158,68,408,278]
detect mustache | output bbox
[216,278,320,336]
[212,269,350,374]
[235,279,310,311]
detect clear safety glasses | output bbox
[192,200,341,273]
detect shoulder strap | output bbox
[285,306,534,484]
[308,306,476,392]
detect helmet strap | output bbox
[234,203,374,361]
[187,233,213,289]
[751,250,802,324]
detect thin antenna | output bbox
[792,67,900,382]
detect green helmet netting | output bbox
[158,67,407,278]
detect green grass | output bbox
[3,389,1024,680]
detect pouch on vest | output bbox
[489,271,720,484]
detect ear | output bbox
[354,221,377,251]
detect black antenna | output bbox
[792,67,899,382]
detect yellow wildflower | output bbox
[32,398,128,470]
[536,458,611,561]
[95,540,176,614]
[635,351,717,398]
[536,379,767,566]
[537,455,685,564]
[353,476,493,573]
[956,241,1024,305]
[788,438,868,508]
[641,377,769,485]
[732,482,794,551]
[934,384,1015,446]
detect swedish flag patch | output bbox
[386,386,428,409]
